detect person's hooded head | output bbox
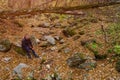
[24,34,30,40]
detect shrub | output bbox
[94,53,107,60]
[113,45,120,56]
[106,23,120,44]
[86,41,107,60]
[86,41,98,54]
[115,60,120,72]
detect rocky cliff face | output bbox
[0,0,120,10]
[0,0,8,10]
[7,0,118,10]
[8,0,41,9]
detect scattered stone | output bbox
[63,28,76,37]
[80,39,95,46]
[78,59,97,70]
[85,56,95,60]
[67,53,86,67]
[54,36,60,41]
[54,23,61,28]
[13,41,21,47]
[44,22,50,27]
[41,36,47,41]
[28,9,32,13]
[46,64,51,70]
[51,46,57,51]
[27,71,35,80]
[64,48,71,53]
[5,67,10,71]
[0,39,12,52]
[2,57,11,63]
[59,39,65,44]
[36,39,40,43]
[38,22,50,28]
[44,59,53,65]
[13,63,28,79]
[42,52,46,56]
[100,64,105,67]
[44,36,56,45]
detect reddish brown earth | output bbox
[0,4,120,80]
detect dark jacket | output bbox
[22,38,33,49]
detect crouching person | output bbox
[22,34,39,59]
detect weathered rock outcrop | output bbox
[12,42,26,56]
[0,0,119,19]
[67,53,97,70]
[0,39,12,52]
[67,53,86,67]
[8,0,120,10]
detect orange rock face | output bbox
[8,0,43,9]
[7,0,114,10]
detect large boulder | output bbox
[44,36,56,45]
[0,39,12,52]
[13,63,29,79]
[13,42,26,56]
[67,53,86,67]
[63,28,76,37]
[67,52,97,70]
[78,59,97,70]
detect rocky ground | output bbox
[0,4,120,80]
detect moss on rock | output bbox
[0,39,12,52]
[63,28,76,37]
[13,44,26,56]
